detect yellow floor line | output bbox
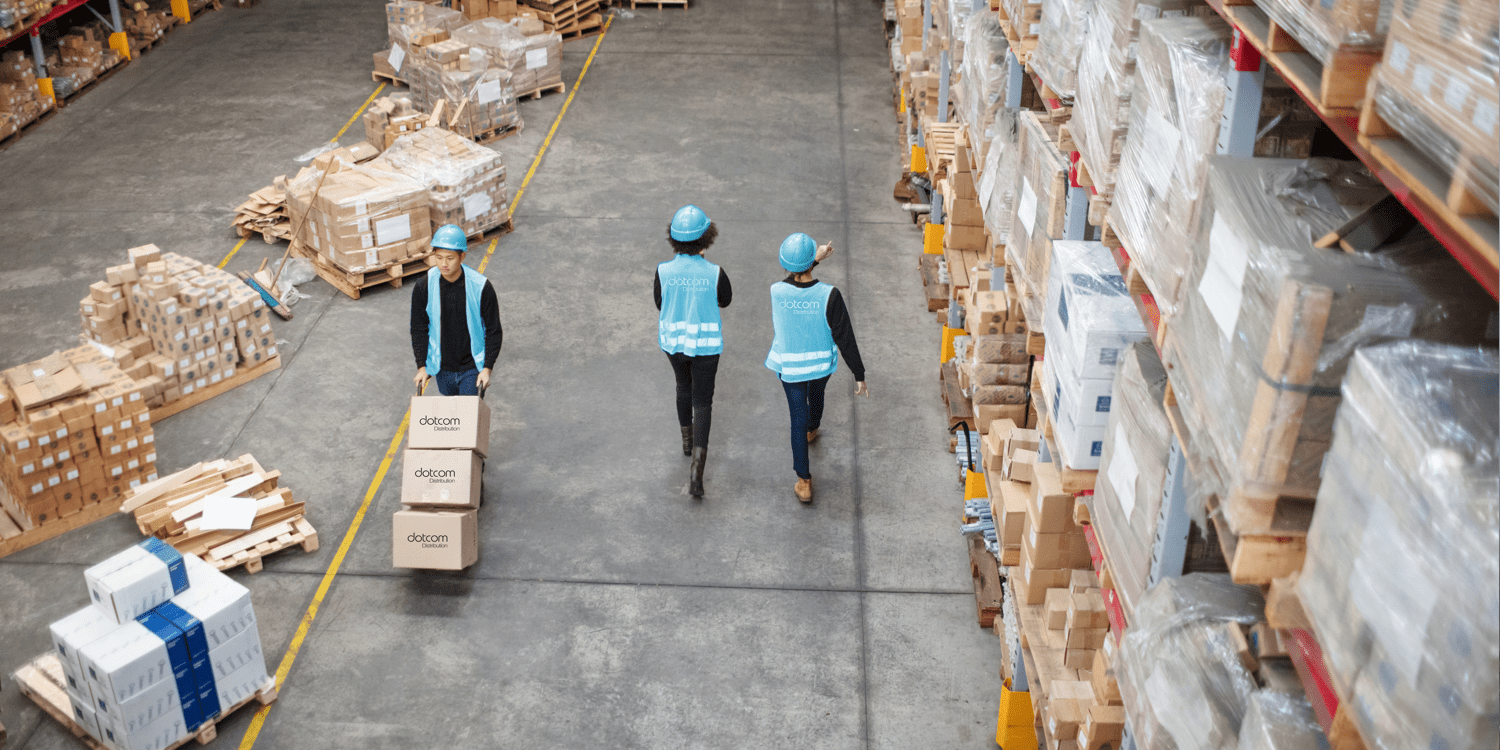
[235,23,611,750]
[217,83,386,270]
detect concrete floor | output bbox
[0,1,1002,747]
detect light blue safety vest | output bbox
[765,281,838,383]
[658,254,724,356]
[426,265,487,373]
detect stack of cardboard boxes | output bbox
[48,543,271,749]
[285,157,434,275]
[80,245,280,410]
[394,396,489,570]
[450,17,563,97]
[363,96,432,150]
[374,126,511,238]
[0,346,156,529]
[48,30,124,98]
[404,35,522,142]
[0,51,53,142]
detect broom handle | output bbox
[269,160,336,291]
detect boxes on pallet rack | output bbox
[39,547,271,750]
[1298,342,1497,750]
[0,51,52,142]
[1166,156,1494,567]
[1039,240,1147,472]
[956,15,1009,160]
[364,96,432,150]
[1253,0,1386,65]
[1106,15,1318,317]
[978,109,1020,267]
[1030,0,1092,100]
[0,347,156,530]
[1005,110,1070,325]
[80,244,281,411]
[1362,0,1498,222]
[285,158,434,275]
[373,126,511,238]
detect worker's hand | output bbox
[414,367,429,394]
[815,242,835,263]
[476,368,491,391]
[855,381,869,398]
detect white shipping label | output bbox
[1017,178,1038,237]
[1139,106,1181,195]
[354,199,369,216]
[389,43,406,73]
[360,234,374,249]
[525,48,548,70]
[463,193,493,220]
[1412,64,1435,96]
[1199,212,1250,342]
[1351,501,1438,682]
[1106,423,1139,520]
[1442,78,1471,112]
[366,250,378,266]
[1388,41,1409,73]
[357,217,371,233]
[979,141,1002,207]
[375,215,413,246]
[477,79,502,104]
[1473,100,1498,137]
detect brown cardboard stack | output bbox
[0,0,55,29]
[940,130,987,256]
[123,6,173,44]
[373,126,510,237]
[962,335,1031,434]
[1005,110,1071,327]
[0,347,156,530]
[47,30,123,98]
[0,51,53,142]
[120,455,318,573]
[363,96,432,150]
[80,244,280,410]
[981,419,1040,566]
[404,42,522,142]
[451,18,563,96]
[231,177,291,242]
[285,158,433,275]
[394,396,489,570]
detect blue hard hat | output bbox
[432,224,468,252]
[670,205,711,241]
[779,233,817,272]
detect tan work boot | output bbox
[794,477,813,503]
[806,429,820,444]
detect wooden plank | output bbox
[168,473,274,525]
[207,521,293,560]
[151,355,282,420]
[119,461,204,513]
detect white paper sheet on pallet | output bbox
[1107,422,1140,520]
[1199,212,1250,343]
[525,48,548,70]
[1017,178,1037,236]
[463,193,492,220]
[477,79,502,104]
[200,496,257,531]
[389,43,406,73]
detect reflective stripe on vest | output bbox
[765,281,838,382]
[426,265,487,374]
[658,255,723,356]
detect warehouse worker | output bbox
[411,224,503,397]
[765,233,867,503]
[655,205,731,499]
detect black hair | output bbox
[784,261,818,280]
[667,222,718,255]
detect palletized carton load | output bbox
[1299,342,1498,749]
[1253,0,1386,64]
[1006,110,1070,323]
[1031,0,1094,100]
[1165,156,1495,535]
[0,50,54,142]
[79,244,281,411]
[374,126,511,237]
[0,346,158,529]
[44,548,270,750]
[285,159,433,275]
[450,18,562,96]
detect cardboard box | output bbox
[1015,560,1071,604]
[1079,704,1126,749]
[1023,527,1090,569]
[1044,587,1070,629]
[49,606,118,700]
[401,449,482,508]
[393,508,478,570]
[1029,463,1076,534]
[407,396,490,456]
[84,541,188,625]
[1006,448,1038,483]
[997,480,1029,545]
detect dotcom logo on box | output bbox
[406,532,450,547]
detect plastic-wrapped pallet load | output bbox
[957,14,1010,153]
[1108,17,1319,316]
[450,18,562,97]
[1166,156,1495,536]
[1092,339,1169,615]
[1299,342,1498,750]
[387,0,467,56]
[1040,241,1148,471]
[374,126,511,238]
[286,159,433,275]
[1366,0,1498,218]
[404,48,521,143]
[1006,111,1071,324]
[1031,0,1096,99]
[1072,0,1210,207]
[1116,573,1264,749]
[979,110,1020,250]
[47,547,270,750]
[1253,0,1387,64]
[1236,691,1325,750]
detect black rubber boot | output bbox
[680,426,693,456]
[689,447,707,498]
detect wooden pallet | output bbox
[994,4,1037,64]
[559,14,603,41]
[16,652,276,750]
[969,535,1004,629]
[0,102,57,152]
[0,486,126,560]
[1222,3,1379,117]
[1357,89,1499,269]
[518,81,565,101]
[56,58,129,109]
[623,0,687,7]
[207,516,318,573]
[371,70,408,87]
[474,122,522,144]
[920,120,963,178]
[1026,64,1070,124]
[298,248,433,300]
[151,353,282,420]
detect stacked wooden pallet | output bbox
[121,454,317,573]
[522,0,602,38]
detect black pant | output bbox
[666,352,719,449]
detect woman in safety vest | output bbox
[765,233,867,503]
[411,224,503,397]
[655,205,732,498]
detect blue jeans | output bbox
[780,375,830,480]
[435,368,482,397]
